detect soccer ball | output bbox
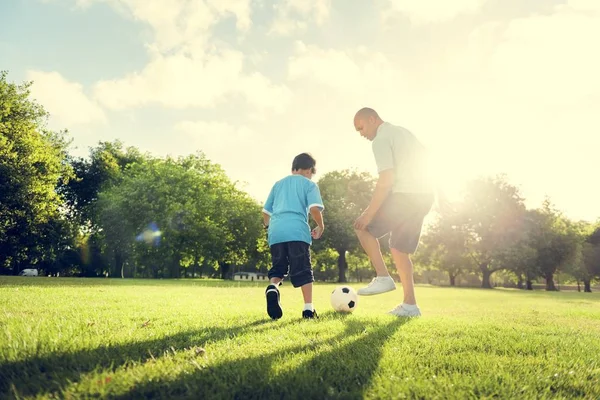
[330,285,358,313]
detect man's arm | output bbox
[354,169,394,230]
[366,169,394,216]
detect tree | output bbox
[96,153,265,279]
[526,200,579,291]
[455,175,527,288]
[416,214,477,286]
[0,71,74,274]
[568,224,600,292]
[314,170,375,282]
[60,140,146,229]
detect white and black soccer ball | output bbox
[330,285,358,313]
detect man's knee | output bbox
[390,247,411,259]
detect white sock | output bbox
[402,303,418,311]
[304,303,313,311]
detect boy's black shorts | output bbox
[268,241,313,288]
[366,192,434,254]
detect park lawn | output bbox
[1,277,599,399]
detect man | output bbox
[353,107,436,317]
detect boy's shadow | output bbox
[115,316,412,399]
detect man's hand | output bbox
[311,225,324,239]
[353,211,373,231]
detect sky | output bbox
[1,0,598,222]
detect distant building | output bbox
[233,272,268,282]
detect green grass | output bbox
[1,277,599,399]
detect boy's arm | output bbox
[262,186,275,228]
[262,211,271,228]
[307,183,325,239]
[310,206,324,239]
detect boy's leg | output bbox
[287,241,318,318]
[300,282,312,304]
[266,243,288,320]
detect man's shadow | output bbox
[114,314,411,399]
[0,318,293,398]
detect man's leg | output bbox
[354,228,389,277]
[355,228,396,296]
[387,193,433,317]
[390,248,416,305]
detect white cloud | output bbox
[287,41,404,96]
[269,0,331,36]
[26,70,106,128]
[567,0,600,13]
[94,49,291,112]
[74,0,252,53]
[384,0,488,25]
[83,0,289,113]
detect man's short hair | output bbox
[292,153,316,172]
[355,107,380,119]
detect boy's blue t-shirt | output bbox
[262,175,324,246]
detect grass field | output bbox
[1,277,600,399]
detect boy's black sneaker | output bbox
[265,284,283,320]
[302,309,318,319]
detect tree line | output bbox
[1,71,599,290]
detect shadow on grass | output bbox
[0,318,293,398]
[114,316,411,399]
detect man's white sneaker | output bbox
[357,276,396,296]
[388,304,421,317]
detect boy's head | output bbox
[291,153,316,179]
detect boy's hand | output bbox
[311,226,324,239]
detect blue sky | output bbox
[1,0,599,222]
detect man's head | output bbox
[354,107,383,141]
[291,152,317,179]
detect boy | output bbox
[262,153,325,320]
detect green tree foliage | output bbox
[96,154,264,278]
[415,214,477,286]
[314,170,375,282]
[454,175,528,288]
[0,71,74,274]
[525,200,580,291]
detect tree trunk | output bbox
[526,280,533,290]
[545,273,558,291]
[480,264,492,289]
[337,249,347,283]
[449,272,456,287]
[220,262,231,280]
[584,279,592,293]
[577,280,580,292]
[114,251,124,278]
[517,275,523,289]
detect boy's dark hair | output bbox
[292,153,316,172]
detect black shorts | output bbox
[268,241,314,288]
[367,192,434,254]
